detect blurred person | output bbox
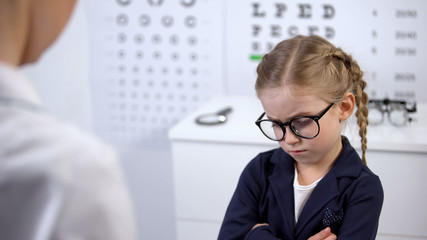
[0,0,138,239]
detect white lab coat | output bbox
[0,62,138,240]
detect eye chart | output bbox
[226,0,427,102]
[86,0,224,148]
[87,0,426,149]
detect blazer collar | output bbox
[331,136,364,178]
[268,149,295,240]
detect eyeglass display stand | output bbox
[168,95,427,240]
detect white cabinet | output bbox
[169,95,427,240]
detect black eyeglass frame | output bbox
[255,103,334,141]
[368,98,416,113]
[368,98,417,126]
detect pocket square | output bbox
[322,207,344,227]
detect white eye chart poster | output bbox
[87,0,426,149]
[86,0,224,148]
[226,0,427,101]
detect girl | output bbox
[218,35,383,240]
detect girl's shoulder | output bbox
[250,147,291,167]
[242,147,293,180]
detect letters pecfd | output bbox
[252,25,335,39]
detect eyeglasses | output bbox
[368,98,417,127]
[255,103,334,141]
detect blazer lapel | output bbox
[269,150,295,240]
[294,171,339,236]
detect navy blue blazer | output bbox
[218,137,383,240]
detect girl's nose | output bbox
[281,126,300,145]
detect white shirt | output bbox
[293,168,323,224]
[0,62,138,240]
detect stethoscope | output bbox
[195,107,233,125]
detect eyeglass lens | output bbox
[388,105,407,126]
[258,117,319,140]
[368,107,384,125]
[368,101,409,127]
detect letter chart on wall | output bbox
[87,0,426,149]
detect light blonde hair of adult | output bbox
[255,35,369,164]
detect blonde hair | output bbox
[255,35,369,164]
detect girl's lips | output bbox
[290,150,307,155]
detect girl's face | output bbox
[259,86,344,167]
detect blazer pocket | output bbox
[322,207,344,232]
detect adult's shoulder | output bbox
[40,113,120,176]
[0,108,119,175]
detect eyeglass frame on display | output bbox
[368,98,417,127]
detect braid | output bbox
[354,77,369,165]
[324,48,369,164]
[346,54,369,165]
[323,48,352,71]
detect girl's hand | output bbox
[250,224,336,239]
[308,227,337,240]
[251,223,269,230]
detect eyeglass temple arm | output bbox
[256,112,265,122]
[406,102,417,113]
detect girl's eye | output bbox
[293,117,313,128]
